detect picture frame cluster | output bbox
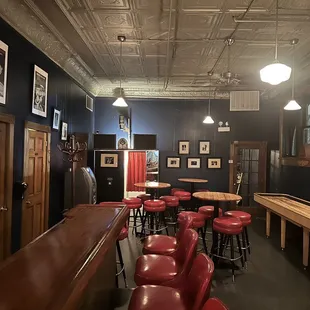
[166,140,222,169]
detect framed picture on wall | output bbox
[52,109,61,130]
[32,65,48,117]
[178,140,190,155]
[0,40,8,105]
[61,122,68,141]
[187,157,201,169]
[167,156,181,168]
[100,153,118,168]
[199,140,211,155]
[207,158,222,169]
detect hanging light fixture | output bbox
[260,0,291,85]
[113,36,128,107]
[203,79,215,124]
[284,39,301,111]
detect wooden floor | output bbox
[116,215,310,310]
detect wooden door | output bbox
[22,129,47,246]
[229,141,267,208]
[0,122,7,259]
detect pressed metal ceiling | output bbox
[1,0,310,98]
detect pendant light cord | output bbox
[208,76,211,115]
[275,0,279,60]
[292,44,295,99]
[119,39,123,96]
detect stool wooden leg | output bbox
[281,218,286,251]
[303,228,309,269]
[133,209,137,236]
[230,236,235,282]
[236,234,245,268]
[242,230,247,262]
[162,212,169,236]
[199,228,208,254]
[219,233,224,257]
[266,209,271,238]
[244,227,251,255]
[116,241,128,288]
[141,211,148,237]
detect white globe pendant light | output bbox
[260,0,291,85]
[203,95,214,124]
[284,39,301,111]
[113,36,128,107]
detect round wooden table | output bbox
[193,191,242,250]
[134,182,171,199]
[178,178,208,194]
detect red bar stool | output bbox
[141,199,168,236]
[211,216,244,282]
[99,202,128,288]
[174,190,191,211]
[170,188,185,195]
[134,229,198,287]
[137,193,151,204]
[129,253,214,310]
[143,213,193,255]
[225,210,251,262]
[160,195,179,233]
[202,298,229,310]
[122,197,143,236]
[180,210,208,254]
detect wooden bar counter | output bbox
[0,204,129,310]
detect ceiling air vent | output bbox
[230,91,260,111]
[86,95,93,112]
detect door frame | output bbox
[0,113,14,258]
[23,121,51,235]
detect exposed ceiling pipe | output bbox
[163,0,174,90]
[208,0,257,74]
[234,16,310,23]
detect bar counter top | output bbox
[0,204,129,310]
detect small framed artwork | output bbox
[199,140,210,155]
[0,40,9,105]
[178,140,190,155]
[167,156,181,168]
[61,122,68,141]
[32,65,48,117]
[100,153,118,168]
[207,158,222,169]
[187,157,201,169]
[52,109,61,130]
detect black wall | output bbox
[0,18,94,252]
[95,98,280,194]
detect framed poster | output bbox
[207,158,222,169]
[61,122,68,141]
[187,157,201,169]
[0,40,8,105]
[100,153,118,168]
[32,65,48,117]
[166,156,181,168]
[178,140,190,155]
[147,150,159,173]
[199,140,211,155]
[52,109,61,130]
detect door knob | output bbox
[25,201,32,205]
[0,206,8,211]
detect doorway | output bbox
[21,121,50,247]
[229,141,267,208]
[0,113,14,260]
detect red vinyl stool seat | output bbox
[199,206,223,219]
[122,197,143,236]
[143,213,193,255]
[141,200,168,236]
[174,191,191,201]
[160,196,179,207]
[160,195,180,232]
[99,202,128,287]
[225,210,252,261]
[129,254,214,310]
[211,216,244,281]
[135,229,198,287]
[171,188,185,196]
[202,298,229,310]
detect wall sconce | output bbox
[57,135,87,162]
[218,121,231,132]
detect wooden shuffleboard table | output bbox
[254,193,310,268]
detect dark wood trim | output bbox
[0,113,14,259]
[229,142,235,193]
[25,121,51,133]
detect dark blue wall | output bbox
[95,98,280,193]
[0,18,94,252]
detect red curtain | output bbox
[127,152,147,191]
